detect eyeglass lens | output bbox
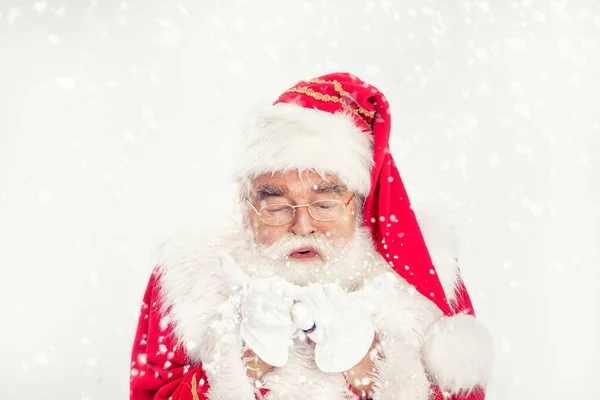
[260,200,345,225]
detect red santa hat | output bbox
[238,73,493,395]
[239,72,472,316]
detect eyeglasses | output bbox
[246,196,354,226]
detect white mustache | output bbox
[259,233,334,260]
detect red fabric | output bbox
[130,270,211,400]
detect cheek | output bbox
[319,215,356,243]
[254,225,286,246]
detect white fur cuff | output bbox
[422,314,494,394]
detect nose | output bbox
[290,206,317,236]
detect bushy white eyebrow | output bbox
[313,181,348,195]
[253,183,288,200]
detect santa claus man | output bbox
[129,73,494,400]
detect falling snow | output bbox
[1,1,598,399]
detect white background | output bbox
[1,0,599,399]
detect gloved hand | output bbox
[239,276,298,367]
[291,273,397,373]
[217,251,298,367]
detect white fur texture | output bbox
[155,208,492,399]
[370,278,442,400]
[423,314,495,394]
[238,103,374,196]
[157,233,258,400]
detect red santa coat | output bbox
[130,208,493,400]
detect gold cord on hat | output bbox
[282,86,363,118]
[279,78,375,122]
[309,78,375,119]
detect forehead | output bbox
[250,171,346,195]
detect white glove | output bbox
[291,273,397,373]
[217,252,298,367]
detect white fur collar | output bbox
[155,208,493,399]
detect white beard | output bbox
[234,226,390,289]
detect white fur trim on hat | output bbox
[237,103,374,196]
[422,314,495,394]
